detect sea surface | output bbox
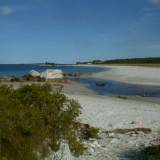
[76,78,160,97]
[0,64,160,97]
[0,64,106,76]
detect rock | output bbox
[108,133,115,137]
[46,141,73,160]
[131,133,137,137]
[92,141,101,147]
[10,76,21,82]
[29,70,40,77]
[131,121,136,124]
[110,138,118,144]
[0,76,13,82]
[96,82,107,87]
[89,141,100,148]
[40,69,64,80]
[88,147,95,155]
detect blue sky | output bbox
[0,0,160,64]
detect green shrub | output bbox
[0,84,85,160]
[86,127,99,139]
[141,144,160,160]
[81,124,99,140]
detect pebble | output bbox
[108,133,115,137]
[110,138,118,144]
[88,147,94,155]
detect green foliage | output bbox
[81,124,99,140]
[77,57,160,65]
[0,84,85,160]
[85,127,99,139]
[141,144,160,160]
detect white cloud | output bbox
[0,5,26,16]
[149,0,160,5]
[0,6,14,16]
[146,44,160,49]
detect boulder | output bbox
[46,141,73,160]
[29,70,40,77]
[96,82,107,87]
[40,69,64,80]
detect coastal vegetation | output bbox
[141,144,160,160]
[0,84,88,160]
[76,57,160,66]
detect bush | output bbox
[141,144,160,160]
[0,84,85,160]
[80,124,99,140]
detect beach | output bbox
[0,65,160,160]
[63,65,160,160]
[88,65,160,86]
[66,93,160,160]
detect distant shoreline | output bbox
[83,65,160,87]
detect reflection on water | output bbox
[75,77,160,97]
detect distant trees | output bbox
[102,57,160,64]
[0,84,85,160]
[76,57,160,65]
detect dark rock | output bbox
[96,82,107,87]
[10,76,21,82]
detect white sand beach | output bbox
[89,65,160,86]
[67,94,160,131]
[64,65,160,160]
[65,91,160,160]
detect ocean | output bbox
[0,64,160,97]
[0,64,106,76]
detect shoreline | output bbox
[1,69,160,160]
[79,64,160,87]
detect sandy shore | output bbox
[67,93,160,131]
[64,65,160,160]
[66,93,160,160]
[64,65,160,130]
[87,65,160,86]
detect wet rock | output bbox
[96,82,107,87]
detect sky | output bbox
[0,0,160,64]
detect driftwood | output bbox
[107,128,152,134]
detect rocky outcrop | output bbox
[29,70,40,77]
[40,69,64,80]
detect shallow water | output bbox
[75,77,160,97]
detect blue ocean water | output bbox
[76,78,160,97]
[0,64,160,97]
[0,64,106,76]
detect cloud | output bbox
[0,5,26,16]
[146,44,160,49]
[0,6,14,16]
[149,0,160,5]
